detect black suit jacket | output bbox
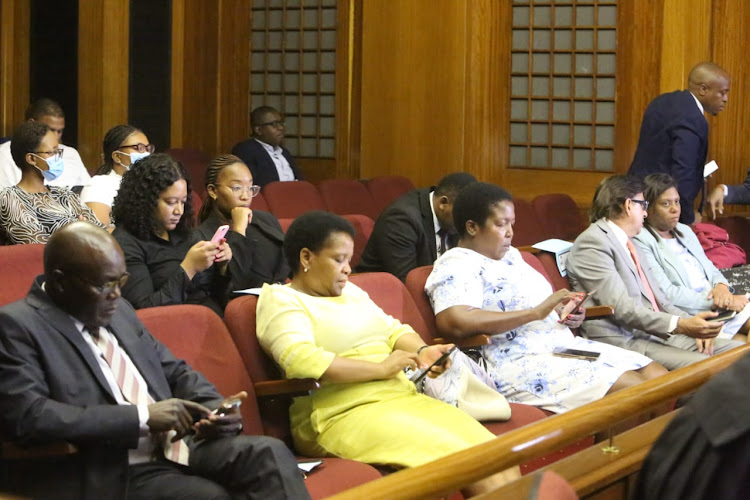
[0,278,222,499]
[628,90,709,225]
[724,167,750,205]
[230,138,303,188]
[356,188,453,281]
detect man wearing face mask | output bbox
[0,98,91,191]
[0,121,104,245]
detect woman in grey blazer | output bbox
[633,174,750,341]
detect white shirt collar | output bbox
[604,218,630,250]
[689,91,705,115]
[254,138,282,154]
[429,191,441,235]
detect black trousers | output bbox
[127,435,310,500]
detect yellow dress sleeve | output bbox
[256,283,336,379]
[345,283,417,350]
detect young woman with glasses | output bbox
[195,154,289,291]
[0,121,102,244]
[80,124,155,230]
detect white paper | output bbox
[704,160,719,178]
[233,288,263,295]
[298,460,323,473]
[531,239,573,277]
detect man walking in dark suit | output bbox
[0,222,309,499]
[628,62,730,225]
[231,106,304,188]
[356,172,476,281]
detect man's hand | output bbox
[706,185,726,220]
[695,337,715,355]
[147,398,211,439]
[193,392,247,441]
[675,311,723,339]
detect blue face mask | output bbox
[32,154,64,181]
[117,151,150,169]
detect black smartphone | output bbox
[713,310,737,322]
[409,346,457,384]
[212,396,243,416]
[552,346,601,361]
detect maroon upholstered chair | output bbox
[532,194,588,242]
[190,189,203,226]
[0,244,46,307]
[165,148,210,198]
[365,175,415,217]
[513,198,549,246]
[318,179,378,220]
[140,304,381,499]
[342,214,375,268]
[277,218,294,233]
[262,181,325,219]
[251,191,269,211]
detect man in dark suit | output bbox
[0,222,309,499]
[706,168,750,218]
[356,172,476,281]
[231,106,304,188]
[628,62,730,225]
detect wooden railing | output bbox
[328,343,750,500]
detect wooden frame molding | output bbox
[0,0,30,136]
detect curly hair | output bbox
[112,153,194,240]
[97,124,143,175]
[198,153,247,223]
[284,211,355,277]
[10,121,50,172]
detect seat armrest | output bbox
[433,334,492,348]
[255,378,321,398]
[584,305,615,319]
[2,441,78,460]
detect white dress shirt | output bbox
[255,138,295,181]
[0,141,91,189]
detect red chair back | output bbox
[0,244,45,306]
[278,218,294,233]
[532,194,587,242]
[318,179,378,220]
[165,148,210,198]
[251,191,269,211]
[513,198,548,246]
[403,265,440,342]
[342,214,375,268]
[190,190,203,226]
[365,176,415,217]
[262,181,325,219]
[136,305,263,436]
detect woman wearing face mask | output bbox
[80,124,154,229]
[112,153,233,316]
[0,121,103,244]
[195,154,289,291]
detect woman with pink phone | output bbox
[112,154,233,316]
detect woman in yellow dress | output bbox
[256,211,518,496]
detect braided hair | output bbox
[198,154,248,223]
[97,124,143,175]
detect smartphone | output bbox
[211,224,230,245]
[713,310,737,322]
[409,346,457,384]
[558,289,598,322]
[552,346,601,361]
[212,396,243,416]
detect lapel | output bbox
[26,279,118,402]
[253,139,281,183]
[597,220,654,303]
[654,232,686,283]
[418,189,438,260]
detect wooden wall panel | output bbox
[659,0,712,94]
[707,0,750,203]
[77,0,129,171]
[171,0,250,159]
[0,0,30,136]
[359,0,468,187]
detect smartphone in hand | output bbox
[558,289,598,323]
[212,395,243,416]
[211,225,230,245]
[409,346,457,384]
[713,310,737,323]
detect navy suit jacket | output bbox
[356,188,455,281]
[724,167,750,205]
[230,138,303,188]
[0,278,222,498]
[628,90,709,225]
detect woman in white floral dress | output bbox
[425,182,667,413]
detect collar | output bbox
[604,218,630,250]
[254,138,282,155]
[689,91,705,115]
[429,191,441,235]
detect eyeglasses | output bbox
[119,143,155,153]
[629,199,650,211]
[216,184,261,197]
[258,120,285,128]
[31,148,64,162]
[78,273,130,294]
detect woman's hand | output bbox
[729,294,750,312]
[378,350,420,379]
[230,207,253,236]
[559,306,586,328]
[536,289,581,321]
[214,239,232,274]
[418,344,455,378]
[708,284,734,310]
[180,241,221,279]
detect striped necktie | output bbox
[90,327,190,465]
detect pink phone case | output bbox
[211,225,229,244]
